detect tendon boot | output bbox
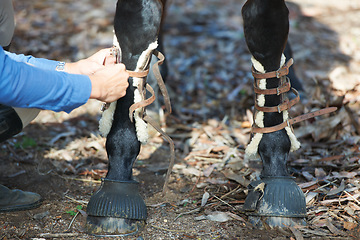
[0,184,42,212]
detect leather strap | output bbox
[252,107,337,134]
[143,115,175,195]
[152,50,172,113]
[129,83,156,122]
[128,50,172,121]
[252,58,294,79]
[254,76,291,95]
[127,69,150,78]
[255,88,300,113]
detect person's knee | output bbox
[0,0,15,47]
[0,105,23,143]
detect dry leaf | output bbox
[343,221,358,231]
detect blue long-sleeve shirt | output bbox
[0,47,92,113]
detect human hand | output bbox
[88,63,130,102]
[64,48,116,75]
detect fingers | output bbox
[88,63,130,102]
[116,63,126,71]
[88,48,113,65]
[109,64,129,100]
[104,55,116,66]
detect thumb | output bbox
[104,55,116,66]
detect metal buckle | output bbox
[101,102,111,112]
[110,46,121,63]
[275,69,281,78]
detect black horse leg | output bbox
[242,0,306,227]
[86,0,163,236]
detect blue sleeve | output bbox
[0,47,92,113]
[4,50,59,71]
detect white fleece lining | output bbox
[133,41,158,144]
[245,54,300,158]
[99,102,117,137]
[98,34,121,137]
[283,110,301,152]
[245,56,266,158]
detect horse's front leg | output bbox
[242,0,306,227]
[85,0,163,236]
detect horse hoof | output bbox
[248,215,306,228]
[85,179,147,236]
[243,177,306,228]
[85,216,145,236]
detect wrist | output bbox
[60,62,79,74]
[55,61,66,71]
[88,75,102,100]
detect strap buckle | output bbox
[275,69,281,78]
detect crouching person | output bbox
[0,0,129,212]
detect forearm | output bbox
[0,51,91,113]
[1,47,129,109]
[4,50,60,71]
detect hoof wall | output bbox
[248,216,306,228]
[85,179,147,236]
[85,216,145,236]
[244,177,307,228]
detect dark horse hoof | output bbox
[85,179,147,236]
[244,177,307,228]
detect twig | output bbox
[66,212,79,231]
[220,185,241,199]
[314,155,345,162]
[289,227,304,240]
[60,176,101,183]
[64,195,88,205]
[6,143,21,161]
[211,194,237,210]
[39,233,80,238]
[150,224,188,233]
[320,193,360,205]
[36,157,53,175]
[344,190,360,205]
[314,180,337,192]
[147,202,169,207]
[188,175,202,195]
[174,207,201,221]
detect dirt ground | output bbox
[1,0,360,239]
